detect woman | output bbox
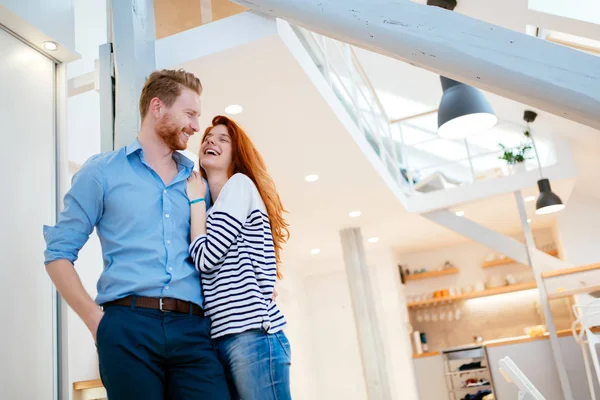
[186,115,292,400]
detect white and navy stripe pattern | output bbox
[189,173,286,339]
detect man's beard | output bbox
[156,113,190,151]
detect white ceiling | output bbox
[176,0,600,271]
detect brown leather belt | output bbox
[102,296,204,316]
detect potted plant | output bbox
[499,130,533,174]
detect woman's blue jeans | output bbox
[215,329,292,400]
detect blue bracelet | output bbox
[189,197,206,205]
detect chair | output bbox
[572,300,600,399]
[498,357,546,400]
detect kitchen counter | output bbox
[412,326,600,357]
[413,329,600,400]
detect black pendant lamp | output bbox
[426,1,498,139]
[524,110,565,215]
[536,178,565,214]
[437,76,498,139]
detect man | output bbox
[44,69,230,399]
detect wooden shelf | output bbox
[404,267,459,282]
[73,379,103,391]
[407,281,537,309]
[481,249,558,268]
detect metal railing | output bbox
[292,25,408,191]
[292,26,557,194]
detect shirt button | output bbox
[169,267,173,272]
[165,285,170,290]
[165,214,170,218]
[166,240,171,245]
[163,190,167,194]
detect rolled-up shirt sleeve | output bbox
[43,158,104,265]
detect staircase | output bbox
[283,22,577,213]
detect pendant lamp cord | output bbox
[528,123,544,179]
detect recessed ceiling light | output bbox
[304,174,319,182]
[310,248,321,255]
[455,211,465,217]
[349,211,361,218]
[43,41,59,51]
[524,196,536,202]
[225,104,243,115]
[367,237,379,243]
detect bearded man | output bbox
[43,69,230,399]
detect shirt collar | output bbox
[126,138,143,156]
[126,138,195,170]
[173,151,195,170]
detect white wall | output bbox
[297,248,419,400]
[399,229,556,299]
[64,0,107,395]
[367,250,419,400]
[273,266,318,400]
[0,0,75,50]
[529,0,600,25]
[555,187,600,324]
[303,269,369,399]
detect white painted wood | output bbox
[233,0,600,130]
[406,136,577,213]
[515,191,574,400]
[110,0,156,149]
[544,270,600,299]
[156,11,277,69]
[0,28,56,400]
[200,0,212,24]
[423,209,528,265]
[68,71,96,97]
[422,209,571,269]
[340,228,393,400]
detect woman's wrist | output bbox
[189,197,206,205]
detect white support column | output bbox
[340,228,392,400]
[514,191,574,400]
[234,0,600,130]
[110,0,156,149]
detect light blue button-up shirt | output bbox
[44,139,209,307]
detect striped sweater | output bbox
[188,173,286,339]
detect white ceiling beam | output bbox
[422,209,570,270]
[233,0,600,130]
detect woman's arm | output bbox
[187,171,208,240]
[187,173,252,273]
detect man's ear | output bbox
[149,97,163,119]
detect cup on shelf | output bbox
[474,281,485,292]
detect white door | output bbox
[0,27,57,399]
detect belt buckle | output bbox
[159,298,172,313]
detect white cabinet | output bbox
[413,354,449,400]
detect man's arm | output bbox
[46,260,103,340]
[44,157,104,340]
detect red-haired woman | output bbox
[186,115,292,399]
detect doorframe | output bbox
[0,23,68,400]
